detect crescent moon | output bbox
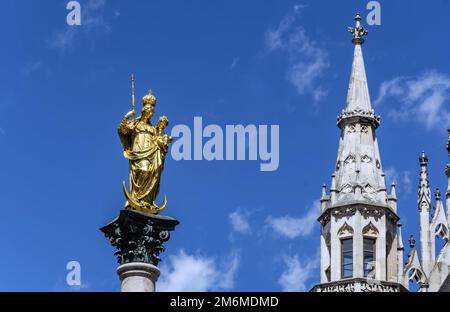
[122,181,141,210]
[152,195,167,213]
[122,181,167,214]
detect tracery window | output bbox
[341,238,353,278]
[363,238,376,277]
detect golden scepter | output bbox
[131,73,135,112]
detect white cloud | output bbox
[158,250,239,292]
[384,167,412,194]
[265,5,329,103]
[229,208,251,234]
[374,71,450,130]
[217,251,240,289]
[49,0,111,50]
[278,253,318,291]
[266,201,319,239]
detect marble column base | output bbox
[117,262,160,292]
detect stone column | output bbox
[353,210,363,278]
[117,262,160,292]
[376,214,387,281]
[330,218,340,281]
[320,228,330,283]
[101,209,179,292]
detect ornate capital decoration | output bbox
[318,203,399,226]
[360,206,383,220]
[319,212,331,226]
[337,108,380,129]
[101,210,179,266]
[311,278,407,293]
[332,206,357,219]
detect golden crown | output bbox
[142,90,157,106]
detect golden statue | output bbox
[118,75,173,214]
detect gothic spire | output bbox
[328,14,387,208]
[397,223,405,285]
[314,13,407,292]
[418,151,431,212]
[337,13,379,128]
[388,182,398,212]
[431,188,449,240]
[445,129,450,226]
[418,151,433,276]
[404,234,428,288]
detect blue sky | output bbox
[1,0,450,291]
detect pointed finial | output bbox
[347,13,368,45]
[419,151,428,165]
[321,184,327,197]
[397,223,404,250]
[330,174,336,188]
[409,235,416,248]
[330,174,337,203]
[435,188,441,200]
[446,129,450,157]
[391,182,397,197]
[445,131,450,177]
[320,184,328,211]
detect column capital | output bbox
[101,209,179,266]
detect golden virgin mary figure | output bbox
[118,89,172,214]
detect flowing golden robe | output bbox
[118,117,167,210]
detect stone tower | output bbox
[311,14,406,292]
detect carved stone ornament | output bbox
[311,278,407,292]
[319,212,331,226]
[376,159,381,169]
[363,222,379,236]
[340,184,354,195]
[332,206,357,219]
[337,108,381,129]
[360,206,383,220]
[344,154,356,164]
[338,222,354,237]
[361,154,372,163]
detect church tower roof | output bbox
[326,13,388,209]
[337,13,380,129]
[313,14,406,292]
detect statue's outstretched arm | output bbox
[118,110,135,135]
